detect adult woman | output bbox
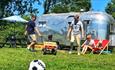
[81,34,96,54]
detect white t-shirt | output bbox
[70,20,83,35]
[84,39,95,47]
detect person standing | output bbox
[67,15,84,55]
[25,15,41,52]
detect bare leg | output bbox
[27,34,37,51]
[88,46,93,50]
[81,46,86,54]
[83,45,88,54]
[81,45,88,54]
[83,45,93,54]
[81,47,85,54]
[27,41,36,50]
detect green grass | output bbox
[0,48,115,70]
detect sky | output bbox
[35,0,111,16]
[33,0,44,16]
[91,0,111,11]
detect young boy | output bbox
[25,15,41,52]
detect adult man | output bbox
[25,15,41,51]
[67,15,84,55]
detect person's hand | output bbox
[24,31,27,35]
[38,33,42,37]
[66,34,70,40]
[82,34,84,38]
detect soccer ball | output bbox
[29,60,46,70]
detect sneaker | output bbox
[69,51,72,54]
[78,53,80,55]
[31,49,37,52]
[27,45,30,50]
[27,47,31,51]
[27,47,30,49]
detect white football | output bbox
[29,60,46,70]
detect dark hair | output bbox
[31,15,36,18]
[31,14,36,20]
[86,34,92,39]
[74,15,79,19]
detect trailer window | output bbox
[110,23,115,33]
[82,20,91,38]
[38,21,47,27]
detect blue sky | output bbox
[34,0,111,16]
[91,0,111,11]
[33,0,44,16]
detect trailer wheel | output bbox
[53,51,57,55]
[52,49,57,55]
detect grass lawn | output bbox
[0,48,115,70]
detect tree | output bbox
[0,0,91,16]
[0,0,41,17]
[50,4,69,13]
[43,0,91,13]
[43,0,57,14]
[105,0,115,18]
[0,0,42,41]
[0,0,12,18]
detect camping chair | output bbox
[94,39,99,46]
[92,39,110,55]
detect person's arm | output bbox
[81,40,86,47]
[80,21,84,38]
[24,25,27,35]
[34,27,41,36]
[67,26,72,37]
[67,21,73,40]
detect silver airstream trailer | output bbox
[80,11,115,46]
[36,12,115,46]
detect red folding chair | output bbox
[92,39,110,55]
[94,39,99,47]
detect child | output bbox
[97,39,102,48]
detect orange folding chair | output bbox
[92,39,110,55]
